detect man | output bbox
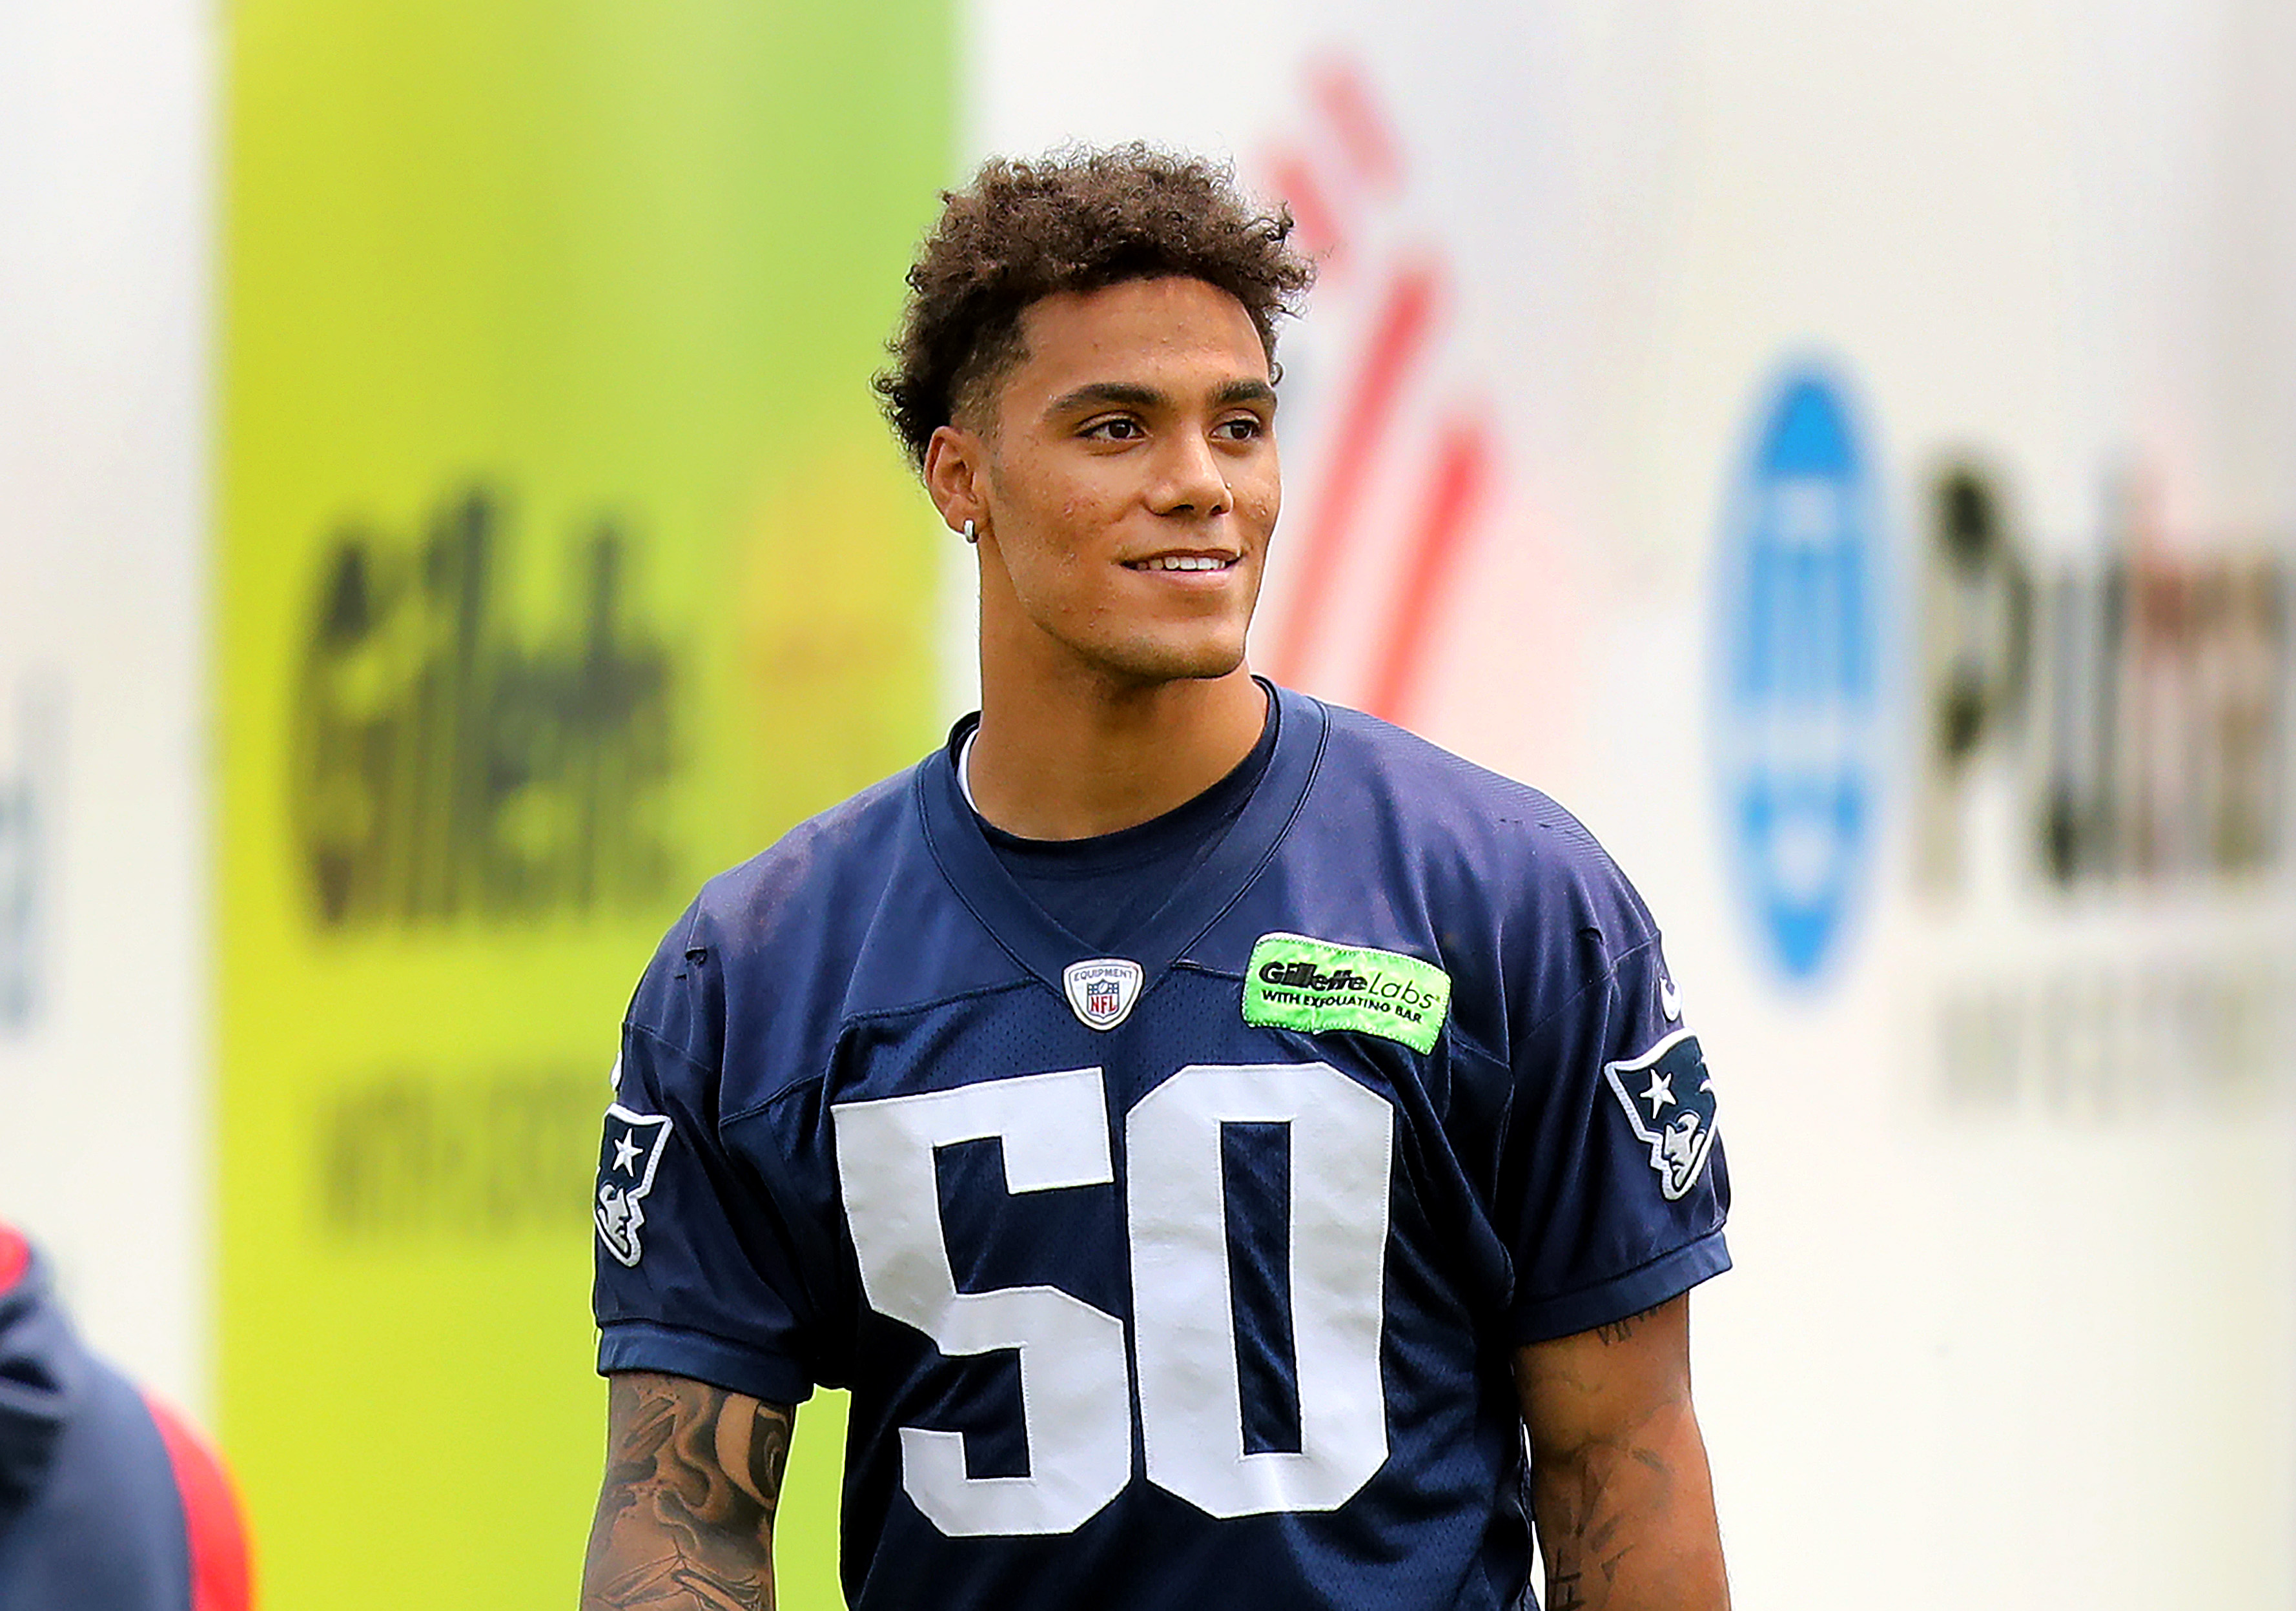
[0,1224,253,1611]
[584,146,1730,1610]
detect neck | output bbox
[968,662,1267,839]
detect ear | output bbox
[923,424,989,540]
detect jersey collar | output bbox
[916,683,1328,1008]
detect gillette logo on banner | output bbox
[291,484,679,930]
[1712,366,1887,981]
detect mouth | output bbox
[1125,552,1240,573]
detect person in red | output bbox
[0,1222,252,1610]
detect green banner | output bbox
[216,5,948,1603]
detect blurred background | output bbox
[1,0,2290,1605]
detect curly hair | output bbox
[875,145,1317,469]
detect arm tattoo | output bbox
[1534,1439,1661,1610]
[582,1373,795,1611]
[1589,1303,1665,1348]
[1521,1298,1726,1608]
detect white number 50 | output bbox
[833,1062,1393,1537]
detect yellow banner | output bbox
[216,5,947,1603]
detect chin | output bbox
[1097,630,1251,686]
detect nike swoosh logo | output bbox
[1659,978,1682,1021]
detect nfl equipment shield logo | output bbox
[596,1103,674,1266]
[1603,1029,1719,1200]
[1061,957,1145,1031]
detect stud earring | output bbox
[962,519,979,545]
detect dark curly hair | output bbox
[875,145,1317,469]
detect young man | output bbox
[584,147,1730,1610]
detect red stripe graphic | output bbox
[143,1391,254,1611]
[1364,418,1496,722]
[1269,263,1440,681]
[1310,59,1401,192]
[1266,150,1344,266]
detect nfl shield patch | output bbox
[595,1103,673,1266]
[1061,957,1145,1031]
[1603,1029,1719,1200]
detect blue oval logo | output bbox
[1714,366,1886,980]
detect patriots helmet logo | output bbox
[595,1103,674,1267]
[1604,1029,1719,1200]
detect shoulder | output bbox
[622,764,930,1090]
[695,766,923,949]
[1312,701,1654,934]
[1292,698,1662,1037]
[1313,701,1562,821]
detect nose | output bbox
[1149,429,1232,519]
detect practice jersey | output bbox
[593,686,1728,1610]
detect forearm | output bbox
[1530,1396,1727,1611]
[582,1371,794,1611]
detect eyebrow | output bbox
[1044,377,1279,417]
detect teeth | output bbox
[1142,555,1228,571]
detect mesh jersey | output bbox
[593,687,1729,1610]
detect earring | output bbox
[962,519,979,545]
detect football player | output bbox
[583,146,1730,1611]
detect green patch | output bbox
[1242,932,1451,1054]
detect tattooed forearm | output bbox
[1531,1427,1665,1608]
[1517,1298,1728,1610]
[1529,1408,1726,1610]
[582,1372,795,1611]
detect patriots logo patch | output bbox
[595,1103,673,1267]
[1604,1029,1719,1200]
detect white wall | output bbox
[965,3,2296,1604]
[0,0,214,1412]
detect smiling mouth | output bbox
[1127,554,1236,572]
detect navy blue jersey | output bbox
[976,686,1275,952]
[593,686,1728,1610]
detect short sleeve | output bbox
[1496,935,1730,1344]
[591,972,822,1406]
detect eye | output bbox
[1081,416,1145,441]
[1213,415,1267,442]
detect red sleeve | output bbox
[141,1391,255,1611]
